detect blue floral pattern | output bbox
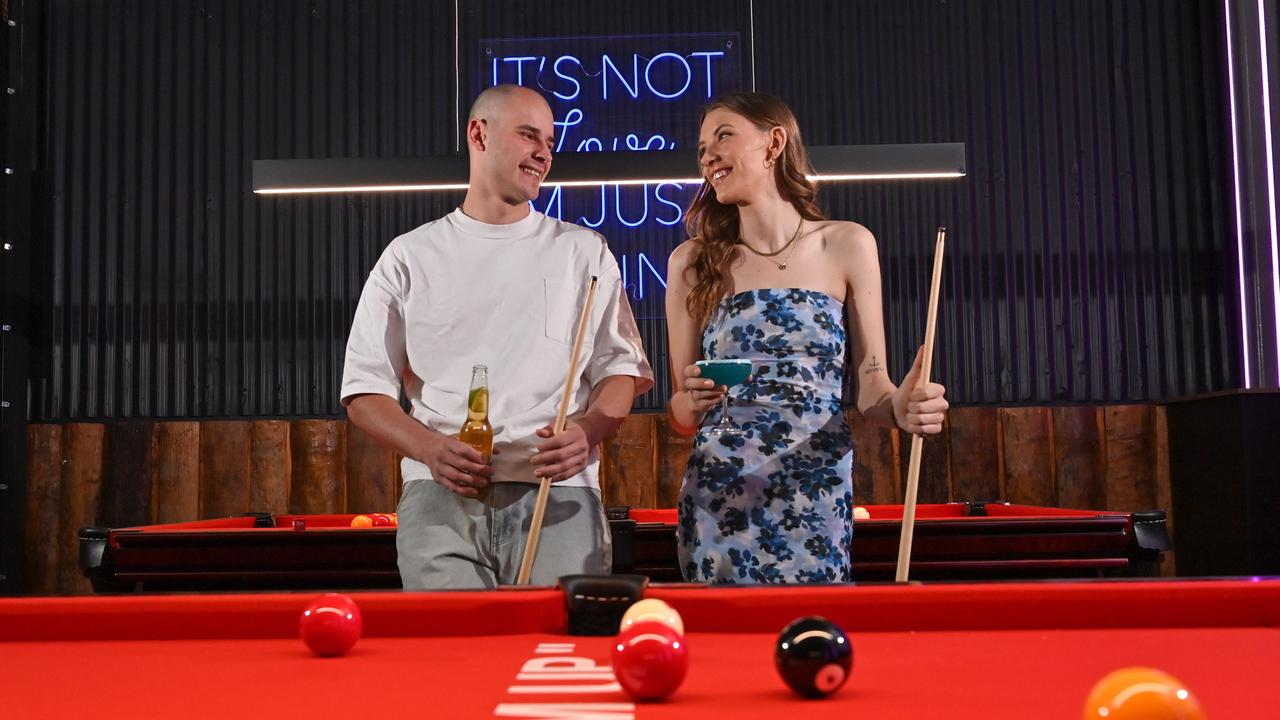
[679,288,855,584]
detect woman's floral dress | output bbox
[679,288,855,584]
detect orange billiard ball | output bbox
[1082,667,1205,719]
[349,515,373,528]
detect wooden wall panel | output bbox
[900,431,950,504]
[948,407,1001,501]
[24,426,63,595]
[1104,405,1157,511]
[58,424,104,594]
[100,422,156,528]
[1000,408,1055,506]
[849,411,899,505]
[655,415,693,509]
[345,423,397,514]
[154,422,200,523]
[1053,407,1106,509]
[600,414,657,508]
[198,422,251,519]
[250,420,291,514]
[290,420,347,514]
[21,403,1182,593]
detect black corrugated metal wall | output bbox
[30,0,1236,419]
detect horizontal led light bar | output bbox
[252,143,966,194]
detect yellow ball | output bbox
[620,598,684,636]
[1082,667,1205,720]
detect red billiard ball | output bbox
[299,593,363,657]
[611,620,688,701]
[371,513,393,527]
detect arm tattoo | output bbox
[863,355,884,376]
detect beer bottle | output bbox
[458,364,493,462]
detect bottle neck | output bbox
[467,369,489,422]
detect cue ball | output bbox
[611,620,688,701]
[620,598,684,636]
[299,593,363,657]
[853,507,871,520]
[1082,667,1205,720]
[774,616,854,698]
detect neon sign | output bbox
[480,33,742,318]
[491,51,727,102]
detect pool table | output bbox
[80,502,1169,592]
[2,578,1275,718]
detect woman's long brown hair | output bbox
[684,92,826,328]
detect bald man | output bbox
[341,85,654,589]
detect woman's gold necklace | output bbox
[739,217,804,270]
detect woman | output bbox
[666,92,949,583]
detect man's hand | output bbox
[530,422,590,483]
[421,434,494,498]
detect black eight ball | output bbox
[774,616,854,698]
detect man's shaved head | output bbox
[468,84,552,123]
[461,84,556,213]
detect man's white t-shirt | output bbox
[340,208,654,489]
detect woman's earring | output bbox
[764,157,774,169]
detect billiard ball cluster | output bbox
[295,592,1206,717]
[611,600,857,703]
[350,513,397,528]
[612,599,689,701]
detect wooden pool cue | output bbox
[894,227,946,583]
[516,275,599,586]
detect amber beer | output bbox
[458,364,493,462]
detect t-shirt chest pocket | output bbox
[543,279,580,345]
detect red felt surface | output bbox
[649,580,1280,632]
[2,627,1274,718]
[276,514,374,528]
[128,514,389,533]
[127,516,260,532]
[0,589,568,641]
[3,581,1276,718]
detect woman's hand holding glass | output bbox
[685,360,753,436]
[683,363,728,417]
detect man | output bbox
[340,85,653,589]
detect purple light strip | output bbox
[1227,0,1253,387]
[1259,0,1280,383]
